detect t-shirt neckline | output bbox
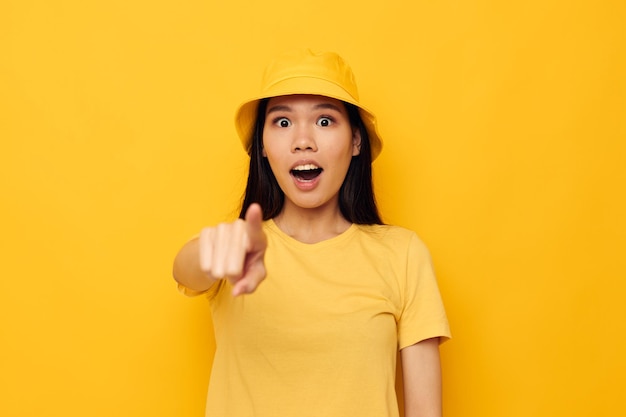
[266,219,358,250]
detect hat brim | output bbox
[235,76,383,160]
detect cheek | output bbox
[262,140,279,163]
[261,133,280,159]
[262,149,285,178]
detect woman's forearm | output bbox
[172,238,217,293]
[401,337,443,417]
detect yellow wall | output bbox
[1,1,624,416]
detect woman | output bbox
[173,49,450,417]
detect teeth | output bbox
[292,164,320,171]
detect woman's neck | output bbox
[273,203,352,244]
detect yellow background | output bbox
[1,0,624,416]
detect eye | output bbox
[317,117,333,127]
[275,117,291,128]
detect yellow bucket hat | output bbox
[234,49,383,160]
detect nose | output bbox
[291,125,317,153]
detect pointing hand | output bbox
[198,203,267,296]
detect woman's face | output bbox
[262,94,361,214]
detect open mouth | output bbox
[291,164,323,181]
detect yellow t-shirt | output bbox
[182,220,450,417]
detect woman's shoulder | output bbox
[354,224,426,248]
[351,224,432,269]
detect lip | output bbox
[290,159,323,191]
[289,159,322,171]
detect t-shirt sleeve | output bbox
[397,233,451,350]
[177,280,224,300]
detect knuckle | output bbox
[224,265,241,277]
[210,269,225,280]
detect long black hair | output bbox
[239,98,382,225]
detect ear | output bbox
[262,147,267,157]
[351,128,362,156]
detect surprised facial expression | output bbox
[262,94,361,213]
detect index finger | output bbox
[244,203,266,250]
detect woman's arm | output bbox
[172,203,268,296]
[401,337,442,417]
[173,236,216,293]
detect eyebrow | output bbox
[266,102,344,115]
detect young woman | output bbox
[173,49,450,417]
